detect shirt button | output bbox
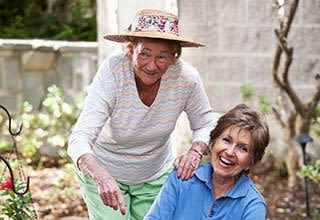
[208,209,214,217]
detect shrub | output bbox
[0,85,85,164]
[0,0,96,41]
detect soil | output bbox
[3,165,320,220]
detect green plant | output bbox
[0,178,34,220]
[0,0,96,41]
[0,84,85,163]
[240,84,271,114]
[297,159,320,183]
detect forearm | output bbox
[78,153,109,182]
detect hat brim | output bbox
[103,31,205,47]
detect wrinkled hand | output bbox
[174,141,208,181]
[94,171,126,215]
[78,153,126,215]
[173,150,201,181]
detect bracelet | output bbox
[191,148,203,159]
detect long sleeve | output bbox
[67,58,117,164]
[184,68,217,145]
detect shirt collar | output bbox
[194,162,213,190]
[195,162,250,199]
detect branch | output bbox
[272,107,285,128]
[283,0,299,37]
[275,29,292,55]
[272,0,305,116]
[306,74,320,110]
[280,52,305,115]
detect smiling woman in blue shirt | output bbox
[144,104,270,220]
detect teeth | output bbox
[219,156,235,166]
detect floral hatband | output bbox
[129,15,179,36]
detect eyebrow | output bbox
[224,134,250,147]
[140,47,171,54]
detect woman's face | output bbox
[132,38,175,86]
[211,126,253,180]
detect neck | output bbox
[134,75,161,92]
[212,173,240,200]
[134,75,161,107]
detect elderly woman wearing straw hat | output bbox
[68,9,216,220]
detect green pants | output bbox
[76,169,171,220]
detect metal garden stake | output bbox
[294,134,313,217]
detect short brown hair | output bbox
[209,104,270,167]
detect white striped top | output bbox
[67,53,216,185]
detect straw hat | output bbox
[103,9,205,47]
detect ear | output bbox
[129,46,134,56]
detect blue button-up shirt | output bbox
[145,162,266,220]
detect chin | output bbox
[143,79,159,86]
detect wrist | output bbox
[191,148,203,159]
[190,141,208,157]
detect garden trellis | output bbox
[0,105,38,219]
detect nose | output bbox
[146,58,157,71]
[225,145,236,156]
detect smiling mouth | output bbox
[144,72,158,76]
[219,156,235,166]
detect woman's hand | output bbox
[173,141,208,181]
[78,154,126,215]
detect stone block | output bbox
[295,87,316,101]
[207,55,246,83]
[221,26,273,53]
[247,57,274,86]
[44,70,59,90]
[179,0,207,25]
[250,86,277,108]
[205,84,242,112]
[0,96,18,110]
[248,0,275,25]
[72,56,97,91]
[206,0,220,25]
[1,57,21,94]
[181,24,219,53]
[217,0,247,24]
[0,42,32,51]
[21,72,44,108]
[22,51,56,72]
[182,54,208,81]
[289,27,320,56]
[57,56,73,89]
[296,57,320,85]
[302,0,320,24]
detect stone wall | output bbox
[179,0,320,112]
[176,0,320,158]
[0,39,97,110]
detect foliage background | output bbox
[0,0,96,41]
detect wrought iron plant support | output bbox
[0,105,37,219]
[0,105,30,196]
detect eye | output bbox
[222,137,231,143]
[157,55,169,63]
[239,145,248,153]
[139,51,149,58]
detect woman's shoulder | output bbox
[236,174,266,207]
[103,52,129,69]
[168,59,201,85]
[247,178,266,203]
